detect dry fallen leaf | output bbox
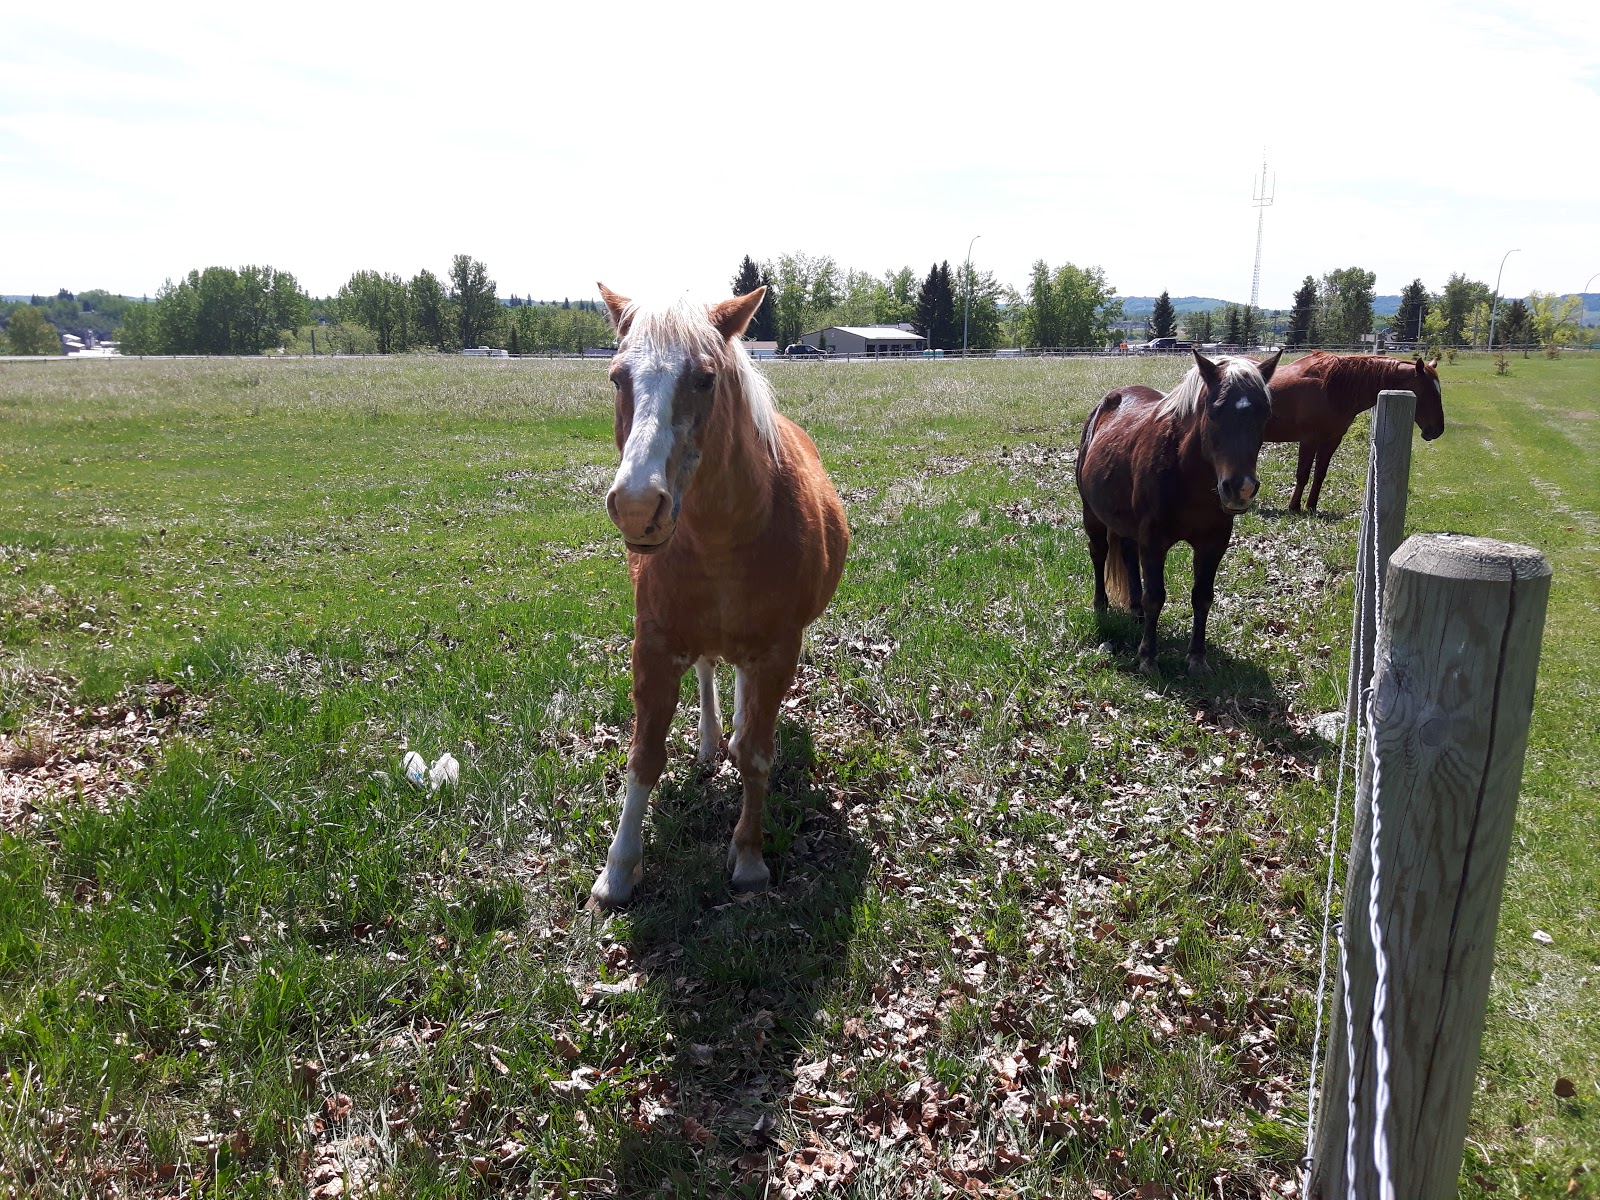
[680,1115,713,1146]
[293,1059,324,1096]
[1553,1077,1577,1098]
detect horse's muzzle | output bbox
[1218,475,1259,514]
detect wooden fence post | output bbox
[1310,533,1550,1200]
[1346,389,1418,735]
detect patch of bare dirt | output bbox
[0,677,204,832]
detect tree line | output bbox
[4,254,1592,357]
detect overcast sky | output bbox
[5,0,1597,308]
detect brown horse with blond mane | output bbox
[1264,351,1444,512]
[1077,349,1280,676]
[588,284,849,909]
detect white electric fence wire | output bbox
[1300,503,1367,1190]
[1340,455,1377,1200]
[1362,438,1398,1200]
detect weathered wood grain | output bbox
[1311,533,1550,1200]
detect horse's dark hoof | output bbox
[1138,657,1160,677]
[1187,654,1212,677]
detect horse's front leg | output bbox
[589,642,683,909]
[1187,537,1229,676]
[1136,543,1169,675]
[1289,441,1315,512]
[694,657,722,762]
[1305,439,1339,513]
[726,642,801,894]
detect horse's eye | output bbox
[697,372,715,391]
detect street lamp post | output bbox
[1487,248,1519,351]
[962,234,981,355]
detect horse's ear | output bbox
[1413,355,1425,368]
[710,287,766,340]
[598,283,633,336]
[1426,356,1440,370]
[1193,348,1221,389]
[1256,349,1282,383]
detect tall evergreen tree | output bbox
[731,255,762,298]
[915,261,958,349]
[1149,290,1176,338]
[1393,278,1429,342]
[1288,275,1318,346]
[1224,304,1242,345]
[731,255,779,341]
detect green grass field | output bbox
[0,352,1594,1198]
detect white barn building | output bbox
[799,325,927,355]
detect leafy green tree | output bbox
[915,261,959,349]
[1052,263,1121,348]
[957,264,1005,350]
[1435,273,1492,347]
[116,303,157,355]
[1149,290,1176,338]
[1024,260,1061,347]
[1315,267,1376,346]
[1288,275,1318,346]
[880,267,920,325]
[448,255,498,349]
[339,271,410,354]
[1185,308,1216,342]
[771,252,839,347]
[1393,279,1429,342]
[1528,291,1582,357]
[3,305,60,354]
[410,269,450,351]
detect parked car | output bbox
[783,343,826,356]
[1138,337,1192,354]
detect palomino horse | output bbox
[588,285,849,908]
[1077,349,1281,676]
[1264,352,1444,512]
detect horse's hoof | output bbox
[1187,655,1212,677]
[728,850,770,895]
[1138,658,1160,677]
[589,861,641,910]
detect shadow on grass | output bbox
[611,717,871,1195]
[1254,503,1352,524]
[1092,608,1320,751]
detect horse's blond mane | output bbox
[1159,356,1270,418]
[619,296,780,459]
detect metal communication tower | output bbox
[1249,150,1274,312]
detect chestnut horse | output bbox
[1077,350,1281,676]
[1264,352,1444,512]
[588,285,849,908]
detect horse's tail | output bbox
[1103,533,1132,610]
[1081,391,1132,610]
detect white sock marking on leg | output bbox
[695,658,721,762]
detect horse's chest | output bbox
[634,557,792,656]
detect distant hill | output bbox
[1121,295,1237,316]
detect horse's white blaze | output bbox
[611,364,683,504]
[695,658,721,762]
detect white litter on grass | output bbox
[399,750,461,792]
[428,752,460,791]
[401,751,427,788]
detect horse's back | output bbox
[1262,351,1343,443]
